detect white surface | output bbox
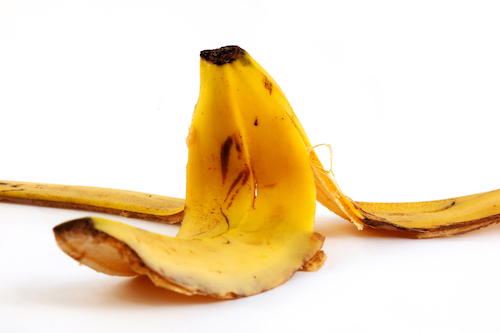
[2,1,500,332]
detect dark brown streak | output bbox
[226,189,240,210]
[362,212,500,237]
[0,189,24,194]
[234,138,242,153]
[232,132,245,162]
[224,170,247,202]
[241,166,250,186]
[220,136,233,183]
[220,206,230,230]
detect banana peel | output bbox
[304,134,500,238]
[2,45,500,297]
[3,46,500,239]
[48,46,325,299]
[0,181,184,223]
[250,59,500,238]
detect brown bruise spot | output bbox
[254,117,258,126]
[263,76,273,95]
[234,138,242,153]
[220,136,233,182]
[445,201,456,209]
[232,131,244,160]
[241,166,250,186]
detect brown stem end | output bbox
[200,45,244,65]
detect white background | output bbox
[2,0,500,332]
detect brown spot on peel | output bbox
[241,166,250,186]
[225,173,243,201]
[235,139,242,153]
[263,76,272,94]
[232,131,244,160]
[445,201,456,209]
[220,136,233,182]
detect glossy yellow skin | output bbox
[54,49,324,298]
[354,189,500,237]
[0,180,184,222]
[93,217,322,298]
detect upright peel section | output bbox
[53,46,324,298]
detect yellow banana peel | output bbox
[50,46,325,298]
[2,45,500,297]
[0,181,184,223]
[306,139,500,238]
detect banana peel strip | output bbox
[0,181,184,223]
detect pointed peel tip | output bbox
[53,217,202,297]
[53,217,138,277]
[200,45,244,65]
